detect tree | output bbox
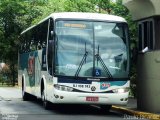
[0,0,43,85]
[64,0,95,12]
[30,0,67,24]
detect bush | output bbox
[130,65,137,98]
[0,64,12,85]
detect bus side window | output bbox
[30,39,36,51]
[40,20,48,70]
[42,41,46,48]
[47,18,54,75]
[23,33,28,53]
[48,40,54,75]
[37,41,42,50]
[20,36,25,53]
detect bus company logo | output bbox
[91,86,96,91]
[28,55,35,76]
[100,82,110,90]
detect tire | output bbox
[22,80,29,101]
[41,90,50,110]
[22,91,30,101]
[100,105,112,113]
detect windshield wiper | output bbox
[75,51,88,77]
[95,46,112,78]
[95,54,112,78]
[75,43,88,77]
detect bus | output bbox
[18,12,130,111]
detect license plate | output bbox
[86,97,99,102]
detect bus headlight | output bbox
[54,84,73,92]
[112,87,129,93]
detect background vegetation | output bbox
[0,0,137,97]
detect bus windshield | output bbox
[55,20,129,78]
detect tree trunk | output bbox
[12,64,15,86]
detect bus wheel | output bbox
[100,105,112,113]
[22,80,29,101]
[22,91,29,101]
[41,90,50,110]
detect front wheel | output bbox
[41,90,50,110]
[100,105,112,113]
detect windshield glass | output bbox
[55,20,129,78]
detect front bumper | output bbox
[52,89,129,105]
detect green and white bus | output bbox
[18,12,130,111]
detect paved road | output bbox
[0,87,145,120]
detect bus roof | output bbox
[21,12,127,34]
[49,12,127,22]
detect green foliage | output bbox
[0,64,11,85]
[0,0,43,85]
[0,0,43,59]
[32,0,66,24]
[130,65,137,98]
[64,0,95,12]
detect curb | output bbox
[112,106,160,120]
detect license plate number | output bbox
[86,97,99,102]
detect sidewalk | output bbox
[112,98,160,120]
